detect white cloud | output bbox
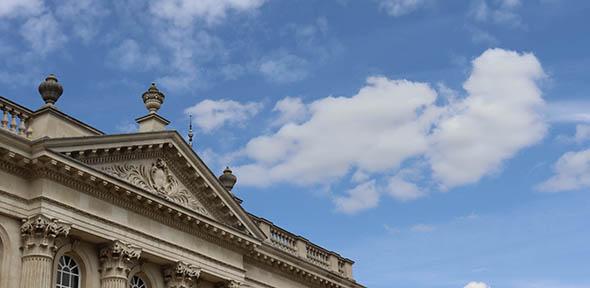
[546,100,590,123]
[537,149,590,192]
[272,97,308,126]
[149,0,266,26]
[0,0,42,18]
[429,49,546,188]
[378,0,430,17]
[469,0,523,27]
[20,13,67,55]
[107,39,161,71]
[464,282,490,288]
[185,99,262,133]
[388,173,425,201]
[232,48,546,212]
[410,224,435,233]
[574,125,590,143]
[237,76,437,186]
[259,52,309,84]
[55,0,109,43]
[334,180,380,214]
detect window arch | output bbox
[56,255,80,288]
[130,275,147,288]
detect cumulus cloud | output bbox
[377,0,431,17]
[334,181,380,214]
[464,282,490,288]
[185,99,262,133]
[537,149,590,192]
[272,97,308,126]
[429,49,546,188]
[232,48,546,213]
[469,0,523,27]
[149,0,266,26]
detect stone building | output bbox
[0,75,364,288]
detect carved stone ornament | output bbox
[20,214,71,257]
[101,158,209,216]
[216,280,241,288]
[163,261,201,288]
[99,240,142,280]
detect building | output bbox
[0,75,364,288]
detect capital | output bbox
[20,214,71,258]
[216,280,241,288]
[163,261,201,288]
[99,240,141,280]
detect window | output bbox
[56,255,80,288]
[130,275,147,288]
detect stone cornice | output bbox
[32,131,266,240]
[246,245,364,288]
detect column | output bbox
[163,261,200,288]
[99,240,141,288]
[20,214,71,288]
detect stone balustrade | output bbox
[0,97,33,138]
[254,216,354,279]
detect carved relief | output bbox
[163,261,201,288]
[20,214,71,257]
[101,158,209,216]
[99,240,142,280]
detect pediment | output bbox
[96,158,210,216]
[40,132,265,240]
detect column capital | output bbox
[216,280,241,288]
[20,214,71,258]
[99,240,141,281]
[163,261,201,288]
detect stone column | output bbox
[163,261,201,288]
[19,214,71,288]
[99,240,141,288]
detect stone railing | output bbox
[254,216,354,279]
[0,97,33,138]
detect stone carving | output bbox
[163,261,201,288]
[20,214,71,257]
[99,240,142,280]
[101,158,209,215]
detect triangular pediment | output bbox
[39,131,265,240]
[95,158,210,216]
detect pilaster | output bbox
[19,214,71,288]
[99,240,141,288]
[163,261,201,288]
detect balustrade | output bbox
[0,97,33,138]
[254,217,354,278]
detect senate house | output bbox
[0,75,364,288]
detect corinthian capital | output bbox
[20,214,71,257]
[216,280,241,288]
[163,261,201,288]
[99,240,141,280]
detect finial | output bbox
[219,166,237,191]
[38,74,63,106]
[142,82,165,114]
[188,115,194,147]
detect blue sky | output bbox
[1,0,590,287]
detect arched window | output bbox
[130,275,147,288]
[56,255,80,288]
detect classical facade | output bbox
[0,75,364,288]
